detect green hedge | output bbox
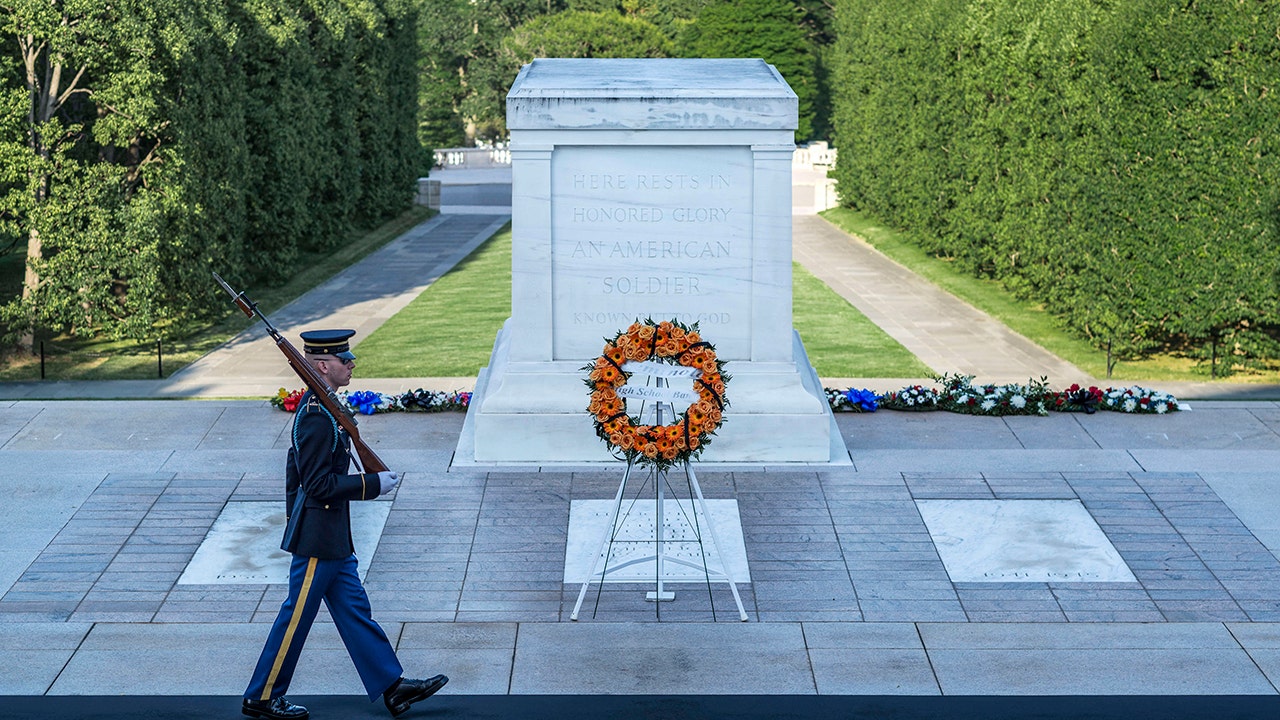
[830,0,1280,369]
[0,0,420,342]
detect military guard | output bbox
[243,329,447,720]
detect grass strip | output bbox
[357,225,932,379]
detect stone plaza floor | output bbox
[3,399,1280,698]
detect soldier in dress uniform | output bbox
[243,329,447,720]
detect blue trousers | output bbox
[245,554,402,702]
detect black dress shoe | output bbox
[242,696,309,720]
[383,675,449,717]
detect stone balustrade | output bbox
[432,145,512,169]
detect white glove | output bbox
[377,471,400,496]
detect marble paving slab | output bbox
[178,501,391,584]
[564,499,750,584]
[916,499,1135,583]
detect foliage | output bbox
[829,0,1280,370]
[568,0,709,40]
[821,206,1280,382]
[419,1,835,147]
[0,0,421,346]
[878,384,941,411]
[465,9,674,139]
[503,8,673,59]
[679,0,819,141]
[936,373,1052,417]
[423,0,568,145]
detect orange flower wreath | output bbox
[584,318,729,471]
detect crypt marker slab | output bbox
[916,499,1135,583]
[179,502,391,584]
[563,498,750,584]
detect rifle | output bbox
[213,271,389,474]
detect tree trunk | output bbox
[20,225,41,353]
[15,22,86,351]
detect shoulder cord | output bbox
[292,401,341,456]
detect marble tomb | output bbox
[462,58,845,464]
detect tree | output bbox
[0,0,421,347]
[502,8,672,58]
[466,9,673,139]
[419,0,567,146]
[680,0,819,141]
[0,0,122,345]
[829,0,1280,369]
[567,0,709,40]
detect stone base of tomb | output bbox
[457,320,849,466]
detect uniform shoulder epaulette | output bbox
[292,395,339,452]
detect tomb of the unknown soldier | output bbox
[462,58,845,465]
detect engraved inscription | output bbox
[602,276,700,295]
[570,207,733,223]
[551,146,753,359]
[570,240,731,259]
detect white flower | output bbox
[981,399,996,411]
[1155,402,1168,414]
[906,397,915,406]
[1123,398,1137,412]
[1011,395,1026,409]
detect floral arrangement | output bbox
[270,387,471,415]
[346,390,385,415]
[1053,383,1104,413]
[1099,386,1178,414]
[827,387,879,413]
[271,388,306,412]
[584,318,728,472]
[938,374,1052,416]
[826,377,1179,416]
[878,384,941,411]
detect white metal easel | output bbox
[570,376,748,621]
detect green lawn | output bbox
[357,225,931,378]
[820,207,1280,383]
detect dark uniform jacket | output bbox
[281,392,383,559]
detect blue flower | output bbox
[844,388,879,412]
[348,390,384,415]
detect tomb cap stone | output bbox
[507,58,798,131]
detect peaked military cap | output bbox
[301,329,356,360]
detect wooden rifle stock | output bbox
[212,272,388,474]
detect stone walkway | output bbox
[0,212,507,401]
[2,402,1280,697]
